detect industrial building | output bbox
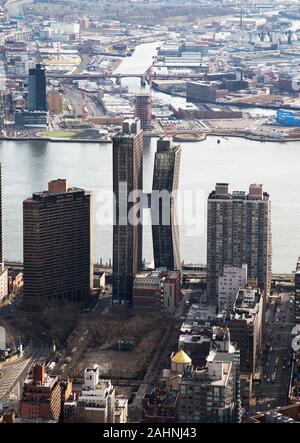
[276,109,300,127]
[186,81,218,103]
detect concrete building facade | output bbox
[207,183,272,305]
[63,366,127,423]
[218,264,248,312]
[217,286,263,375]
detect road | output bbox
[4,0,32,17]
[128,288,200,422]
[0,338,51,401]
[51,296,110,378]
[251,293,294,414]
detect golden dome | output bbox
[171,350,191,364]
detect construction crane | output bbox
[240,8,244,30]
[81,91,88,119]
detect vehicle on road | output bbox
[271,374,276,383]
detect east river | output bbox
[0,41,299,273]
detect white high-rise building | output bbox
[218,264,248,312]
[207,183,272,305]
[64,365,116,423]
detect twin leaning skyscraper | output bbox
[21,118,271,308]
[112,119,144,306]
[112,119,181,305]
[112,121,272,307]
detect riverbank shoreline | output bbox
[0,137,112,143]
[1,131,299,144]
[152,84,300,112]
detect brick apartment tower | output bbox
[207,183,272,305]
[112,119,143,305]
[23,179,93,302]
[151,137,181,270]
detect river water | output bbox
[0,41,299,273]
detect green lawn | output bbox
[37,130,79,139]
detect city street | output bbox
[256,293,294,409]
[0,338,52,402]
[128,287,201,422]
